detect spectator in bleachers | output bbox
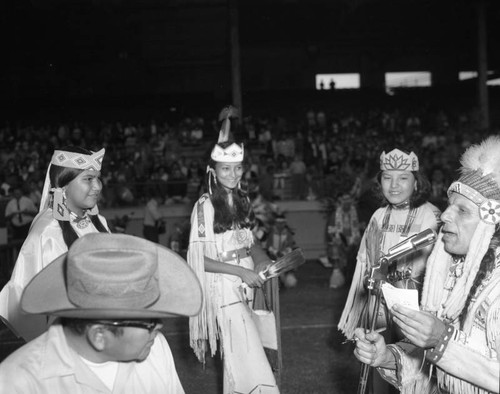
[0,174,11,197]
[428,167,449,212]
[259,163,276,202]
[190,121,204,144]
[0,100,491,213]
[143,187,165,243]
[324,149,342,196]
[289,154,307,200]
[3,159,19,192]
[258,120,273,154]
[27,179,42,210]
[273,157,290,200]
[166,163,189,204]
[305,165,321,201]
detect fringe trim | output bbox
[188,240,220,362]
[486,298,500,354]
[223,359,235,394]
[437,369,491,394]
[482,273,500,356]
[338,251,368,338]
[339,216,380,338]
[187,195,222,363]
[390,345,436,394]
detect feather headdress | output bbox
[454,136,500,201]
[210,105,244,163]
[422,135,500,322]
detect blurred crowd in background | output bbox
[0,102,495,244]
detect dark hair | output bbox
[50,146,108,247]
[205,141,255,233]
[61,317,124,336]
[459,225,500,326]
[373,170,431,209]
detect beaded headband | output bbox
[448,181,500,225]
[51,148,105,171]
[380,149,419,171]
[210,106,244,163]
[211,143,244,163]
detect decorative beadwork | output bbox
[479,200,500,224]
[426,324,455,363]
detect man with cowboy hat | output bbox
[0,233,202,393]
[353,136,500,394]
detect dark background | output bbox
[2,0,499,122]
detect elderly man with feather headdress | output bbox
[353,136,500,394]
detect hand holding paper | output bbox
[381,282,419,311]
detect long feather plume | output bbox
[460,135,500,184]
[217,105,239,143]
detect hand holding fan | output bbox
[258,248,306,280]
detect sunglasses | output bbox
[95,319,161,333]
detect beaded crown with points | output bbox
[379,148,419,171]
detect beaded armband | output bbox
[426,324,455,363]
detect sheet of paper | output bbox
[381,282,420,311]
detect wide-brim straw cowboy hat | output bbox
[21,233,203,319]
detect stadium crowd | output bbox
[0,104,492,219]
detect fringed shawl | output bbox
[187,194,221,363]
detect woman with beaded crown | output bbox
[338,148,441,390]
[340,149,441,333]
[0,146,110,341]
[338,149,441,394]
[187,106,279,393]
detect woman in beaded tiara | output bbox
[0,146,110,342]
[338,148,441,393]
[339,149,442,335]
[187,106,280,394]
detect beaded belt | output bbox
[219,247,250,262]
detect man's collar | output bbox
[38,324,109,392]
